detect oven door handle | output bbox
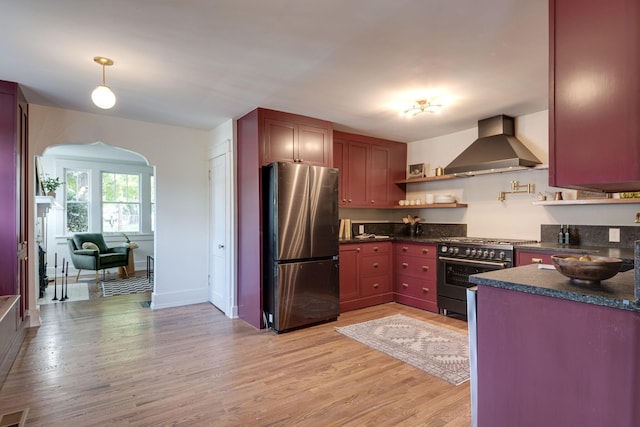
[439,256,509,269]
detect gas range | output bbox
[437,237,538,264]
[436,237,538,317]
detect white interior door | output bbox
[209,154,227,312]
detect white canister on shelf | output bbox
[425,193,435,204]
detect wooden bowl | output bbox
[551,254,622,285]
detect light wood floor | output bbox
[0,288,471,426]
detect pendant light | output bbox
[91,56,116,109]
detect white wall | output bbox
[28,105,211,318]
[405,110,640,239]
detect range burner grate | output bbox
[439,237,538,246]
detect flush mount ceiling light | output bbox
[91,56,116,109]
[402,99,443,117]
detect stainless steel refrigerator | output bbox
[263,162,339,333]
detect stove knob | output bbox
[484,250,490,258]
[465,248,471,256]
[441,245,448,253]
[499,251,505,259]
[453,247,459,254]
[489,250,496,259]
[471,249,477,256]
[448,246,454,254]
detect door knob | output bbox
[218,244,225,249]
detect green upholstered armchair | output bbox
[67,233,130,281]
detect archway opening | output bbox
[35,141,155,305]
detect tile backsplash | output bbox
[541,224,640,247]
[348,221,467,239]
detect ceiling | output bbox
[0,0,548,143]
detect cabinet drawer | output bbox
[395,275,436,302]
[395,255,436,278]
[360,274,391,297]
[359,242,390,255]
[395,243,435,259]
[360,254,389,276]
[516,251,553,266]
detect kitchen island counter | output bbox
[471,265,640,427]
[470,264,639,311]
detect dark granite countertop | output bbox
[516,242,635,261]
[341,238,637,261]
[470,264,639,312]
[339,236,444,244]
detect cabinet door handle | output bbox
[348,199,352,203]
[402,262,409,268]
[402,246,408,251]
[531,258,543,264]
[299,158,303,163]
[356,248,360,252]
[373,262,379,268]
[402,283,409,288]
[342,198,347,202]
[373,246,379,252]
[421,265,429,271]
[422,287,430,293]
[422,248,429,254]
[370,200,375,204]
[373,283,379,288]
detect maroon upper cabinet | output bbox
[261,110,332,167]
[333,131,406,207]
[549,0,640,192]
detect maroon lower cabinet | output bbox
[515,249,553,266]
[393,243,438,312]
[477,285,640,427]
[339,242,393,312]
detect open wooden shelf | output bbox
[393,203,468,209]
[532,198,640,206]
[395,174,460,184]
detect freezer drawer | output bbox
[268,259,339,332]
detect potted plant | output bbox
[42,174,64,197]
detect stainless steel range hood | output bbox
[444,115,541,176]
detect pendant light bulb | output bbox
[91,56,116,109]
[91,85,116,109]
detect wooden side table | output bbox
[118,244,137,278]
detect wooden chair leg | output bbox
[122,266,129,278]
[76,269,81,281]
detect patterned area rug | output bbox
[336,314,470,385]
[101,276,153,297]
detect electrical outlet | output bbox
[609,228,620,242]
[358,225,365,235]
